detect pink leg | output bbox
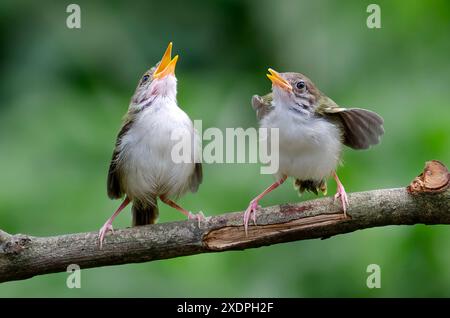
[98,196,130,249]
[332,171,349,216]
[160,196,205,225]
[243,175,287,235]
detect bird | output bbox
[244,68,384,233]
[98,42,204,248]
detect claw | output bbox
[98,222,114,249]
[334,184,349,217]
[243,200,259,236]
[242,176,288,235]
[332,172,349,217]
[98,197,130,249]
[188,211,206,226]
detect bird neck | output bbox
[272,96,313,118]
[151,75,177,99]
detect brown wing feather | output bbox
[328,108,384,150]
[107,118,134,199]
[252,94,274,120]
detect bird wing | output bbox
[107,117,134,199]
[251,93,384,149]
[317,97,384,150]
[251,93,274,120]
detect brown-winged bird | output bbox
[244,68,384,233]
[99,43,203,247]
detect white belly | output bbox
[118,98,199,203]
[261,109,342,181]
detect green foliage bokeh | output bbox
[0,0,449,297]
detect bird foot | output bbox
[98,221,114,249]
[243,200,260,235]
[333,183,349,217]
[188,211,206,226]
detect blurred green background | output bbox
[0,0,449,297]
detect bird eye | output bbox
[296,81,306,90]
[141,74,150,84]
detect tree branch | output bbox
[1,160,449,283]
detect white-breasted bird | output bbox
[244,68,384,233]
[99,43,203,247]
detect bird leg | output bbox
[98,196,130,248]
[243,175,287,235]
[160,195,205,225]
[332,171,349,216]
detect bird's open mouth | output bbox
[267,68,292,91]
[153,42,179,79]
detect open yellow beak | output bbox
[267,68,292,91]
[153,42,179,79]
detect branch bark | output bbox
[1,160,449,283]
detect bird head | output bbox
[131,42,179,110]
[267,68,321,116]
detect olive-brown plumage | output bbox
[243,69,384,233]
[99,43,204,247]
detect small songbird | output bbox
[99,43,204,247]
[244,68,384,233]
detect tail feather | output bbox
[132,201,159,226]
[294,179,327,195]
